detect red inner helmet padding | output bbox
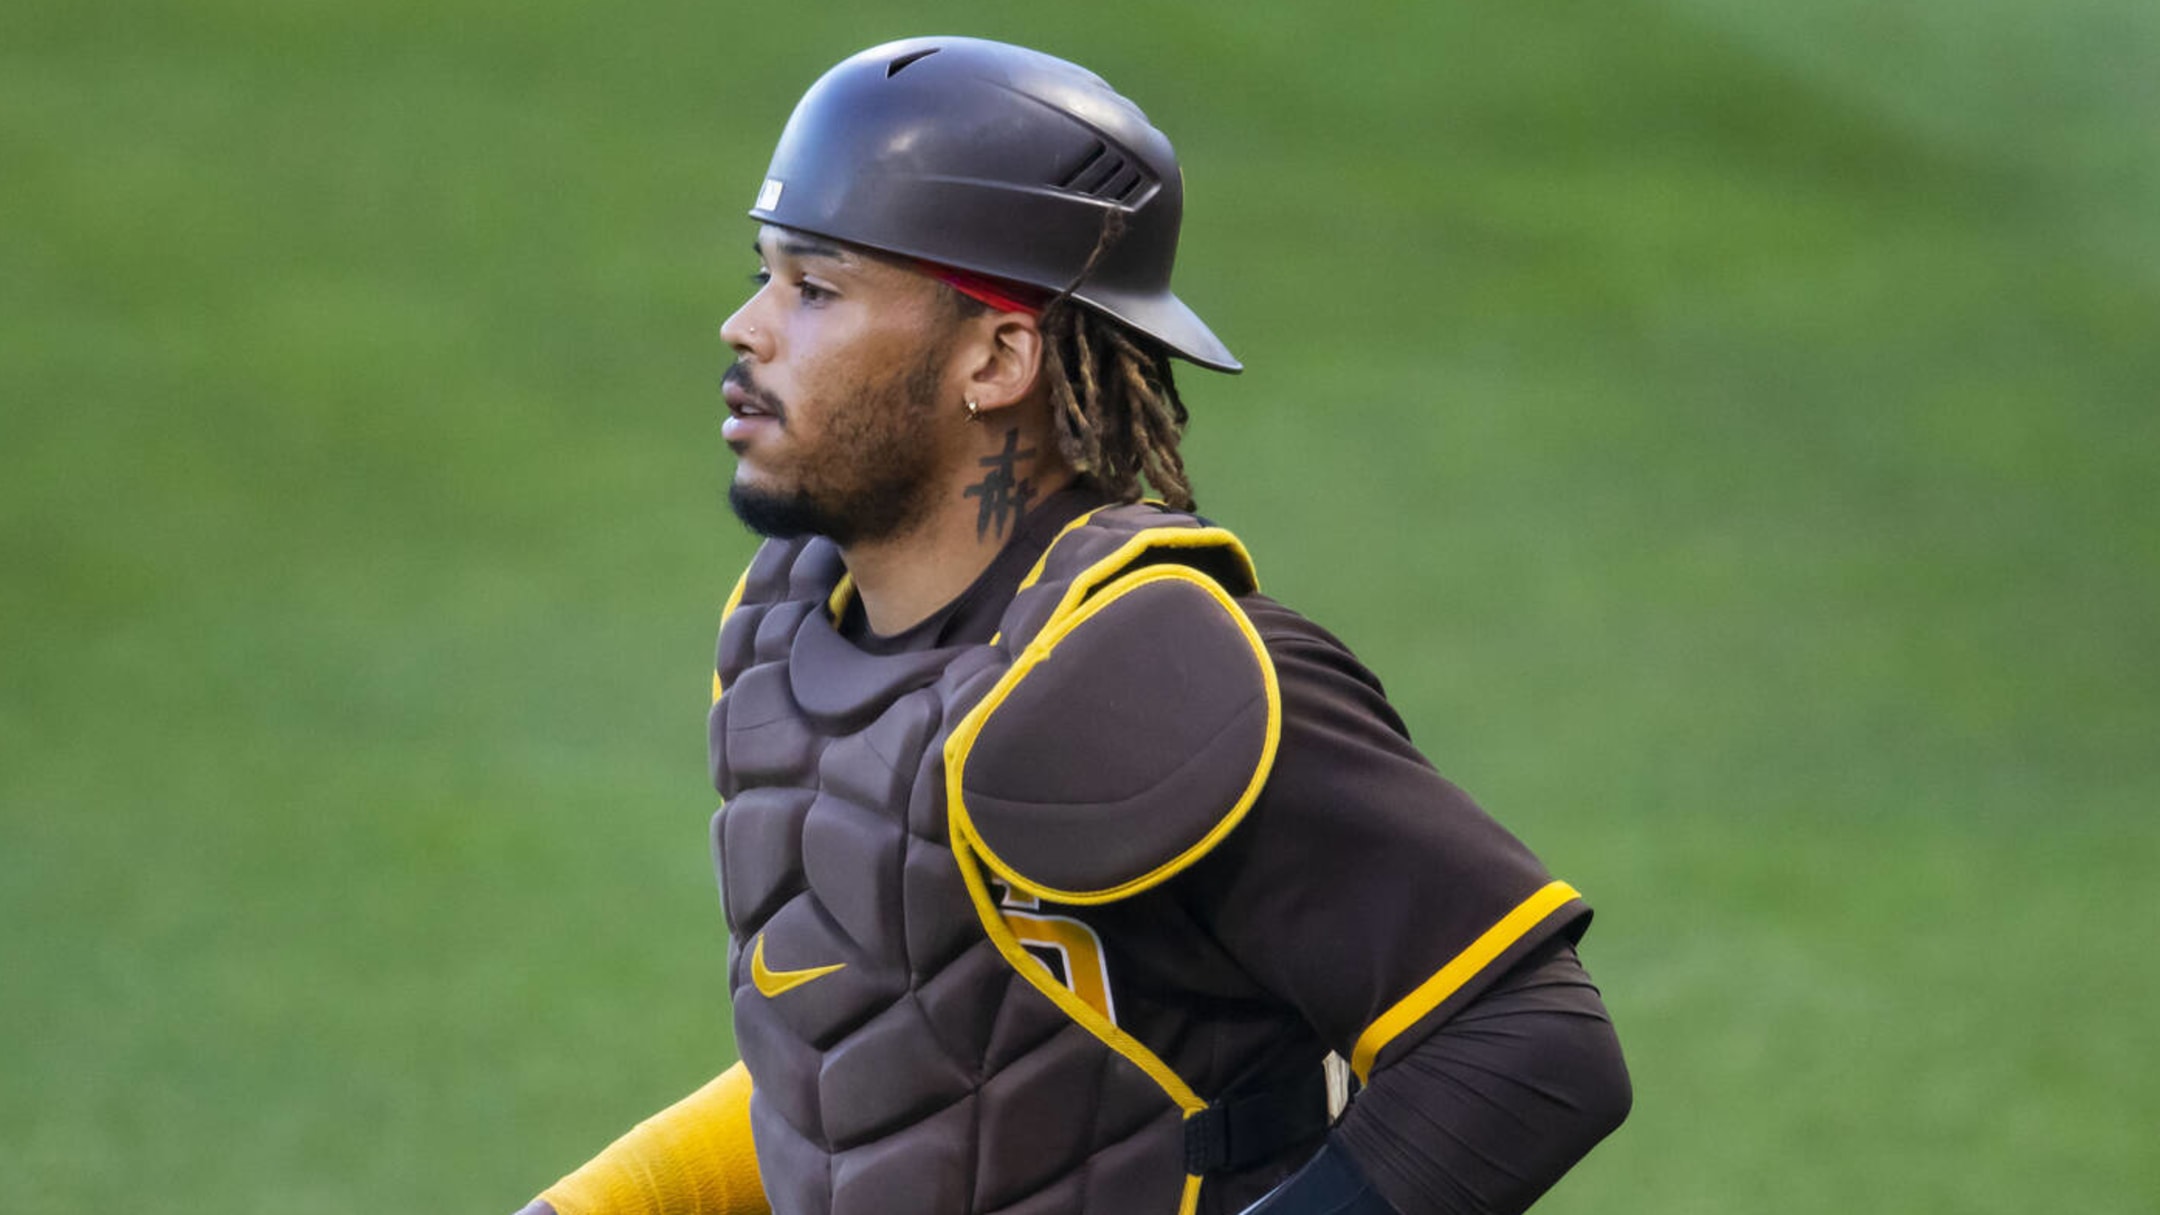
[918,261,1050,317]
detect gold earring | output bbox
[965,398,982,422]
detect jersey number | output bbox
[998,886,1118,1024]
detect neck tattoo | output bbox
[963,429,1038,542]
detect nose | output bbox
[720,299,768,361]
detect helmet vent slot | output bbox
[886,47,939,76]
[1056,140,1152,202]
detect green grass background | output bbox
[5,0,2155,1210]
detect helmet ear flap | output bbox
[749,37,1241,374]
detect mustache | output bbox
[723,361,786,421]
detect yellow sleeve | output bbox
[538,1062,768,1215]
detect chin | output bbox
[729,481,837,542]
[729,461,790,503]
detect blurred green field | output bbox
[4,0,2155,1211]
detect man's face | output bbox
[719,225,961,546]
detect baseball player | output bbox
[520,36,1629,1215]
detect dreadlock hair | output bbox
[939,286,1195,511]
[1036,301,1194,511]
[930,201,1196,510]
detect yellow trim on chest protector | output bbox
[712,569,750,705]
[994,516,1259,646]
[947,563,1282,906]
[951,813,1207,1112]
[939,524,1278,1215]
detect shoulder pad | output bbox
[946,565,1280,904]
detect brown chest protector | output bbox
[709,505,1284,1215]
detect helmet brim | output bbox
[1075,283,1242,374]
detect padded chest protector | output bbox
[709,504,1275,1215]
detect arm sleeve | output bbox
[1330,939,1632,1215]
[531,1062,769,1215]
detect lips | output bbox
[722,364,786,446]
[723,382,772,417]
[722,363,785,422]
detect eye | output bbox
[749,268,771,288]
[796,279,835,305]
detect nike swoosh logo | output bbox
[751,932,846,998]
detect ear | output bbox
[957,313,1045,416]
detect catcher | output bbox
[520,36,1630,1215]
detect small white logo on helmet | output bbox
[757,179,784,211]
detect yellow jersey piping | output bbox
[1348,880,1583,1080]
